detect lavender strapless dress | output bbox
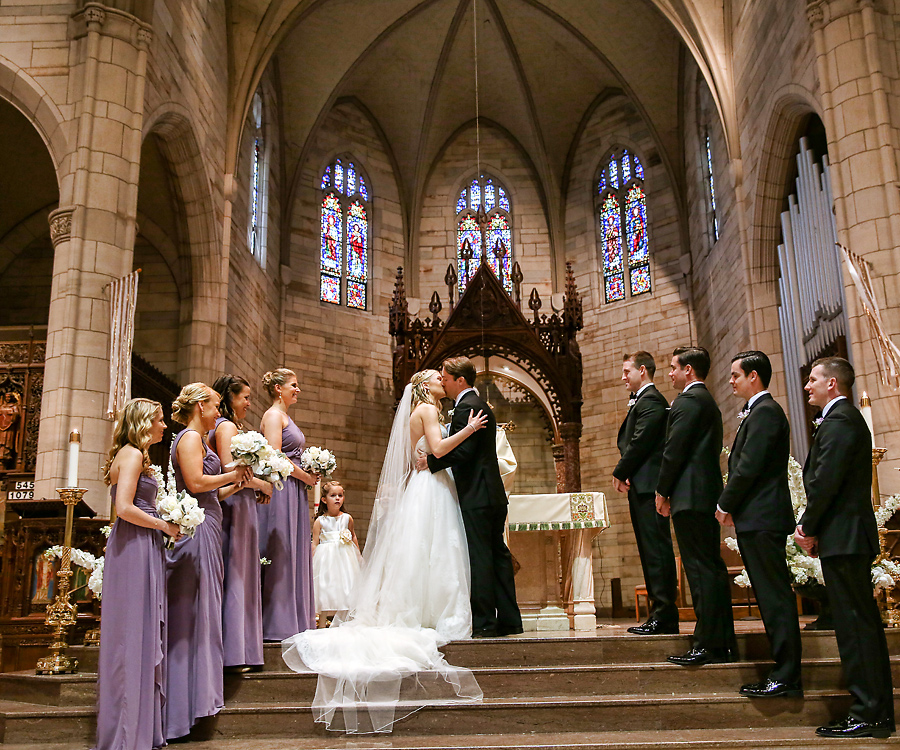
[257,416,315,639]
[210,418,263,667]
[165,429,224,740]
[93,475,166,750]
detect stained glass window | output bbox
[247,91,267,268]
[319,157,371,308]
[455,174,513,294]
[597,149,651,302]
[705,132,719,241]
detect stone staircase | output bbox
[0,629,898,748]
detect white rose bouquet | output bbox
[155,461,206,549]
[300,446,337,489]
[226,430,295,491]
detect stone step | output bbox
[3,727,900,750]
[1,689,895,744]
[9,657,900,708]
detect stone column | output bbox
[35,4,152,509]
[559,422,582,492]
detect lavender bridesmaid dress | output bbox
[257,416,315,639]
[164,429,224,739]
[210,417,263,667]
[93,475,166,750]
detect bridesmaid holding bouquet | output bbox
[258,368,318,640]
[94,398,181,750]
[165,383,252,740]
[210,374,271,672]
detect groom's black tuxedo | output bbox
[718,393,800,683]
[613,385,678,626]
[427,389,522,635]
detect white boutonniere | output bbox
[447,408,455,418]
[812,416,824,432]
[627,396,637,409]
[737,406,750,424]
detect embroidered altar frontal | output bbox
[507,492,609,532]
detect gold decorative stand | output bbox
[871,448,900,627]
[35,488,86,674]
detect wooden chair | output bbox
[634,556,683,620]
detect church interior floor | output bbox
[0,620,898,749]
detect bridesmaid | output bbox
[210,375,271,672]
[165,383,252,740]
[258,368,318,640]
[94,398,180,750]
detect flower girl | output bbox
[312,481,361,623]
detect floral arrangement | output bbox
[100,525,112,539]
[300,446,337,489]
[260,557,271,566]
[339,529,353,545]
[875,494,900,527]
[43,546,104,599]
[227,431,295,491]
[153,462,206,550]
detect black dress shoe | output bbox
[815,716,895,738]
[472,628,498,639]
[496,625,524,636]
[628,619,679,635]
[739,679,803,698]
[667,647,732,666]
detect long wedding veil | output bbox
[367,383,412,545]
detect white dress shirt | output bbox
[822,394,847,417]
[455,387,476,406]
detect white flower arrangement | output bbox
[43,546,104,599]
[339,529,353,545]
[227,431,294,491]
[100,525,112,539]
[724,536,740,553]
[875,494,900,528]
[155,460,205,549]
[300,446,337,488]
[260,557,271,566]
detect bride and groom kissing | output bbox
[282,356,521,733]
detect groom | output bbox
[421,356,523,638]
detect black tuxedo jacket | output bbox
[656,382,724,515]
[427,389,507,511]
[799,398,878,558]
[613,385,668,496]
[717,393,795,534]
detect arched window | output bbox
[319,156,370,309]
[455,174,512,294]
[596,149,651,302]
[248,91,268,268]
[703,131,720,242]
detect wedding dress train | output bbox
[281,390,482,733]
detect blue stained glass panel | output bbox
[630,265,651,296]
[457,215,482,293]
[487,214,512,293]
[622,150,631,183]
[484,180,496,212]
[320,165,331,189]
[625,184,649,267]
[457,189,467,214]
[605,273,625,303]
[470,179,481,210]
[634,155,644,180]
[321,274,340,304]
[705,133,719,241]
[320,193,342,275]
[334,159,344,194]
[359,176,369,202]
[498,187,510,211]
[598,171,606,194]
[600,194,622,274]
[609,158,619,190]
[347,201,367,282]
[347,163,356,196]
[347,280,366,309]
[250,138,261,252]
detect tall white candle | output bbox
[859,392,875,448]
[67,429,81,487]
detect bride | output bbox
[282,369,488,733]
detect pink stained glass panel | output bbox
[625,184,649,267]
[486,213,512,293]
[346,201,367,282]
[630,265,651,296]
[457,215,482,293]
[347,280,366,309]
[600,194,622,274]
[605,273,625,303]
[320,193,342,276]
[321,274,340,304]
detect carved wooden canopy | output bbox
[389,261,584,431]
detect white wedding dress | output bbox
[281,388,481,733]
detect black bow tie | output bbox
[629,392,637,400]
[743,401,750,412]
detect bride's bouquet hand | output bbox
[466,410,488,433]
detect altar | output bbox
[507,491,609,631]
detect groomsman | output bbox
[794,357,894,738]
[715,351,802,697]
[612,351,678,635]
[656,346,736,665]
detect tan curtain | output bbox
[841,245,900,389]
[106,270,140,419]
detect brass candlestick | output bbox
[870,448,900,627]
[36,487,85,674]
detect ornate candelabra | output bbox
[35,486,85,674]
[870,447,900,627]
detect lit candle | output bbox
[67,429,81,487]
[859,392,875,448]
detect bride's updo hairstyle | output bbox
[171,382,215,425]
[262,368,296,400]
[410,370,439,412]
[102,398,161,484]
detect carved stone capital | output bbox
[48,207,75,247]
[83,5,106,30]
[806,0,825,28]
[559,422,583,442]
[136,26,153,49]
